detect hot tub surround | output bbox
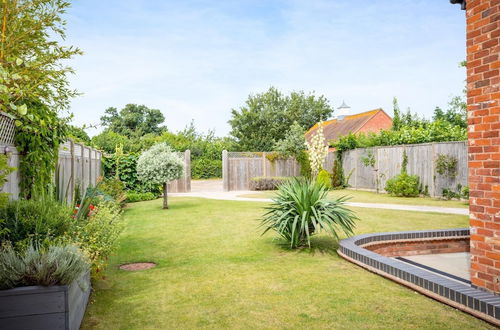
[338,228,500,326]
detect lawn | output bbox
[82,198,490,329]
[239,189,469,209]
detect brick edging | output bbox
[338,228,500,325]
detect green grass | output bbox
[82,198,489,329]
[239,189,469,208]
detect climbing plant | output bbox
[435,154,458,179]
[15,101,68,199]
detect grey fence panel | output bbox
[0,141,102,201]
[167,150,191,193]
[223,141,467,196]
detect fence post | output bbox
[87,147,92,188]
[262,152,267,177]
[431,142,436,197]
[80,144,85,192]
[184,150,191,192]
[222,150,229,191]
[69,140,75,204]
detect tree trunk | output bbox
[163,182,169,209]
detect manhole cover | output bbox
[119,262,156,271]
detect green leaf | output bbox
[15,58,23,66]
[17,104,28,115]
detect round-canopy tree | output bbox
[137,143,184,209]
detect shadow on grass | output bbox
[271,236,339,256]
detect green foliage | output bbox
[361,151,376,168]
[316,169,332,189]
[385,173,420,197]
[103,154,159,193]
[15,101,68,199]
[229,87,333,151]
[192,158,222,179]
[442,184,468,201]
[261,178,357,249]
[0,0,82,113]
[273,122,306,157]
[69,202,123,275]
[433,95,466,128]
[333,120,466,151]
[100,104,166,138]
[92,130,131,154]
[99,177,126,206]
[435,154,458,178]
[401,150,408,174]
[67,125,90,144]
[0,198,74,248]
[391,97,402,131]
[125,191,157,203]
[249,177,290,191]
[0,243,89,290]
[0,154,15,206]
[296,151,311,179]
[331,155,346,189]
[137,143,184,185]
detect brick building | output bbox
[461,0,500,293]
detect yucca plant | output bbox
[261,178,358,248]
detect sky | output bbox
[65,0,467,137]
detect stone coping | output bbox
[338,228,500,326]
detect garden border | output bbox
[338,228,500,326]
[0,272,91,330]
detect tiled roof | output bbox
[305,109,388,143]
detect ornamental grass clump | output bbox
[261,178,358,249]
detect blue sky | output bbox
[65,0,466,137]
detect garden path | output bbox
[170,189,468,216]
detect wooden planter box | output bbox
[0,272,91,330]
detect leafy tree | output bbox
[392,97,402,131]
[67,125,90,144]
[137,143,184,209]
[91,130,130,154]
[273,122,306,157]
[0,0,81,114]
[100,104,166,138]
[433,95,466,128]
[229,87,333,151]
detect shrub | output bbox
[385,173,420,197]
[249,177,289,191]
[331,157,345,189]
[70,202,123,275]
[261,178,357,248]
[461,185,469,199]
[98,177,126,206]
[316,169,332,189]
[126,191,157,203]
[192,158,222,179]
[0,243,89,290]
[0,199,74,248]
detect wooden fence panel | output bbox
[223,141,467,196]
[0,141,102,201]
[168,150,191,193]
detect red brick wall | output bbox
[357,110,393,134]
[466,0,500,293]
[366,239,470,257]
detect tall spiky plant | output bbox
[261,178,358,249]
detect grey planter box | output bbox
[0,272,91,330]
